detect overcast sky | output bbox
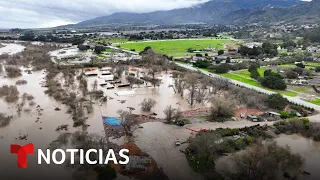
[0,0,209,28]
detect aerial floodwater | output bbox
[1,1,320,178]
[0,43,25,55]
[276,134,320,180]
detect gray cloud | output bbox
[0,0,209,28]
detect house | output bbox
[190,56,204,63]
[307,46,320,53]
[130,55,142,60]
[204,47,213,51]
[214,55,228,61]
[243,42,262,48]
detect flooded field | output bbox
[1,42,319,180]
[86,72,193,119]
[0,63,203,179]
[215,134,320,180]
[133,120,275,180]
[0,70,75,180]
[276,134,320,180]
[0,43,25,55]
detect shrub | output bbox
[90,90,104,100]
[193,59,211,68]
[5,67,21,78]
[140,98,157,112]
[15,80,28,85]
[280,111,291,119]
[260,75,287,90]
[0,113,12,127]
[0,85,20,103]
[218,50,224,55]
[250,69,260,79]
[266,94,289,110]
[215,63,230,74]
[208,96,235,122]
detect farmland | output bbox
[116,39,233,57]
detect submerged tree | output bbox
[185,73,200,107]
[172,76,186,97]
[117,109,138,136]
[140,98,157,112]
[49,132,117,180]
[164,105,176,123]
[219,142,304,180]
[114,66,125,79]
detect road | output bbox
[176,62,320,112]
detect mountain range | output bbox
[61,0,318,28]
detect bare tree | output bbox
[114,66,125,79]
[117,109,137,136]
[92,80,98,91]
[147,65,161,88]
[185,73,200,107]
[49,131,116,180]
[163,105,176,123]
[173,77,186,97]
[79,78,88,96]
[173,108,183,122]
[126,76,144,88]
[208,96,235,122]
[195,86,208,104]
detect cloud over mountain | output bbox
[0,0,209,28]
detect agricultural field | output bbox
[117,39,233,57]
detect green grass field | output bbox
[279,62,320,70]
[309,99,320,106]
[291,87,310,93]
[220,73,298,97]
[232,69,266,79]
[117,39,232,57]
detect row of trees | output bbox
[19,31,86,45]
[248,64,287,90]
[260,70,287,90]
[239,42,278,57]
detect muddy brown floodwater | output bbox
[2,44,317,180]
[276,134,320,180]
[0,70,75,180]
[0,66,204,180]
[133,120,275,180]
[0,43,25,55]
[85,72,196,119]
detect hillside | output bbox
[63,0,305,28]
[224,0,320,24]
